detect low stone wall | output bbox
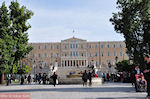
[58,77,103,85]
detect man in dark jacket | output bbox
[144,55,150,98]
[52,72,58,87]
[82,70,88,87]
[88,70,92,86]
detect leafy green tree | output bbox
[116,60,134,73]
[9,1,33,73]
[110,0,150,67]
[17,65,31,74]
[0,1,33,83]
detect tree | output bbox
[0,1,33,83]
[17,65,31,74]
[110,0,150,67]
[9,1,33,74]
[116,60,134,73]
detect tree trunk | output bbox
[0,73,5,84]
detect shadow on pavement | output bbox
[0,86,135,93]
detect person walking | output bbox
[51,72,58,87]
[20,75,24,85]
[27,74,31,84]
[88,70,92,87]
[144,55,150,99]
[82,70,88,87]
[38,73,42,84]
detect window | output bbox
[65,53,67,57]
[73,51,76,56]
[70,44,72,49]
[38,45,41,49]
[70,51,72,56]
[65,45,67,49]
[57,45,59,49]
[38,53,41,58]
[95,52,98,56]
[113,44,116,48]
[89,53,92,57]
[95,44,97,48]
[120,52,122,56]
[107,44,110,48]
[76,52,78,56]
[56,53,59,57]
[44,45,47,49]
[81,53,84,56]
[89,44,92,48]
[108,52,110,56]
[81,44,83,49]
[114,52,116,56]
[73,44,75,48]
[101,52,104,56]
[101,45,104,48]
[76,44,78,48]
[51,45,53,50]
[51,53,53,57]
[44,53,47,58]
[120,44,122,48]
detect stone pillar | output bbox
[64,60,66,67]
[66,60,68,66]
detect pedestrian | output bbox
[35,74,38,84]
[20,75,24,85]
[38,73,41,84]
[51,72,58,87]
[88,70,92,86]
[144,55,150,99]
[82,70,88,87]
[42,73,46,84]
[24,75,27,84]
[27,74,31,84]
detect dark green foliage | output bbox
[116,60,134,73]
[110,0,150,67]
[0,1,33,74]
[17,65,31,74]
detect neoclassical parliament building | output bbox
[25,37,129,73]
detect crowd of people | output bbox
[20,72,58,87]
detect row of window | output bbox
[38,45,59,50]
[36,44,123,50]
[31,51,124,58]
[37,53,59,58]
[101,52,123,57]
[70,51,84,57]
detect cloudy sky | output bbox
[1,0,124,42]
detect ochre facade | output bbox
[24,37,128,73]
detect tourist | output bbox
[24,75,27,84]
[88,70,92,86]
[20,75,24,85]
[42,73,47,84]
[38,73,42,84]
[144,55,150,98]
[27,74,31,84]
[35,74,38,84]
[82,70,88,87]
[51,72,58,87]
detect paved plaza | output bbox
[0,82,147,99]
